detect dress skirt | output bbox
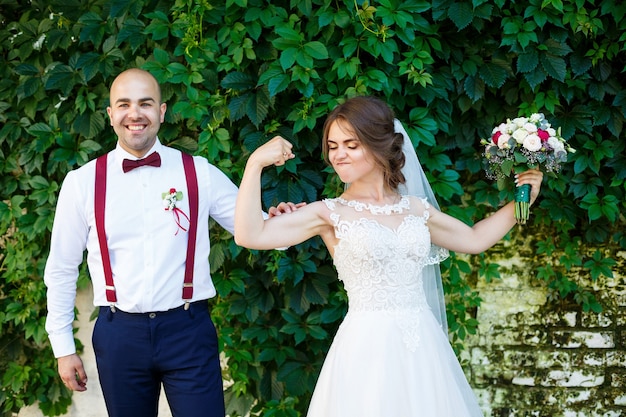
[306,309,484,417]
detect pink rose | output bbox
[492,131,502,145]
[537,129,550,142]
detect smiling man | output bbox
[44,68,237,417]
[107,69,166,157]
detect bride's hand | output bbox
[248,136,295,168]
[515,169,543,205]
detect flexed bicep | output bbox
[236,201,329,250]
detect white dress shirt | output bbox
[44,139,239,358]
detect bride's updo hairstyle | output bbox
[322,96,406,191]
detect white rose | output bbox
[523,134,542,152]
[523,122,538,133]
[548,137,565,152]
[498,133,512,149]
[512,117,528,128]
[494,122,510,135]
[512,128,528,143]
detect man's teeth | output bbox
[128,125,144,131]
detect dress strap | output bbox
[322,198,337,211]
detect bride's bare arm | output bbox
[428,169,544,254]
[234,136,328,250]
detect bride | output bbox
[234,96,543,416]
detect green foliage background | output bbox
[0,0,624,415]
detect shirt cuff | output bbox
[48,332,77,358]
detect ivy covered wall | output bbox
[1,0,624,416]
[466,236,626,416]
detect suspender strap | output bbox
[95,154,117,303]
[181,152,198,300]
[93,152,199,306]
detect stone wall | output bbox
[467,237,626,417]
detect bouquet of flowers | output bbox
[481,113,575,225]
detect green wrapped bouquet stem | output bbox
[514,183,531,225]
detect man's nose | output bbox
[128,104,142,118]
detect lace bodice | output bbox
[325,195,448,313]
[324,196,448,351]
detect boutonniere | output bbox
[162,188,190,234]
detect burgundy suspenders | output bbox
[181,153,198,302]
[94,156,116,306]
[94,152,199,311]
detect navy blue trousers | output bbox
[92,301,225,417]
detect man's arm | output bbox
[44,170,90,361]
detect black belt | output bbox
[99,300,208,320]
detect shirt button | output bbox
[149,313,157,319]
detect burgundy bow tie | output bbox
[122,152,161,173]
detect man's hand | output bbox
[58,353,88,392]
[268,201,307,217]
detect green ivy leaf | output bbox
[144,12,170,40]
[479,62,508,88]
[45,64,84,96]
[448,2,473,30]
[464,75,485,102]
[569,53,592,76]
[540,53,567,81]
[544,38,573,57]
[303,41,328,60]
[73,111,106,139]
[14,64,40,76]
[517,49,539,73]
[274,26,303,44]
[78,11,106,46]
[117,18,146,51]
[221,71,256,90]
[517,30,538,49]
[524,66,548,90]
[583,250,615,280]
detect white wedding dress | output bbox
[306,195,484,417]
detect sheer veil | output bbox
[395,119,450,335]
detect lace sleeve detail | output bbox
[416,197,449,265]
[427,245,450,265]
[323,198,341,227]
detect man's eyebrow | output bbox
[114,97,157,104]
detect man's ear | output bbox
[160,103,167,123]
